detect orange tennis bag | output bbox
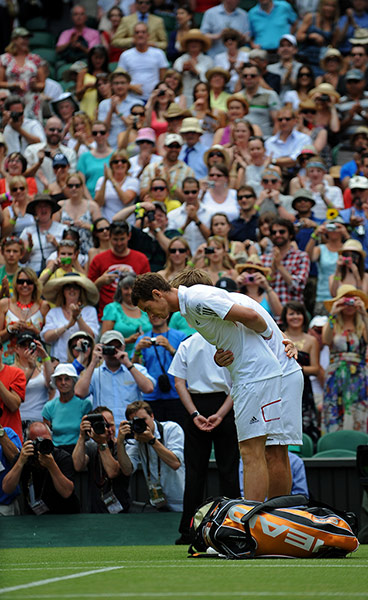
[189,495,359,559]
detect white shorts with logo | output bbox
[266,369,304,446]
[232,375,283,442]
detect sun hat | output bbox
[308,83,340,102]
[100,330,125,346]
[292,188,316,209]
[62,61,87,81]
[280,33,297,47]
[204,144,231,168]
[345,69,365,81]
[297,145,317,161]
[163,103,192,120]
[11,27,32,39]
[51,92,79,119]
[324,284,368,312]
[349,175,368,190]
[50,363,78,388]
[67,331,94,351]
[206,67,231,84]
[349,27,368,45]
[320,48,343,71]
[248,49,267,61]
[338,238,366,258]
[164,133,184,146]
[42,273,99,305]
[109,67,131,83]
[309,315,328,329]
[26,193,61,216]
[352,126,368,138]
[136,128,156,144]
[235,255,271,277]
[179,117,203,134]
[181,29,211,52]
[226,94,249,113]
[299,99,317,112]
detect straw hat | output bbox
[206,67,231,84]
[109,67,131,83]
[320,48,343,71]
[349,28,368,45]
[226,94,249,113]
[179,117,203,134]
[308,83,340,102]
[181,29,211,52]
[338,239,366,258]
[26,193,61,216]
[42,273,99,305]
[163,103,192,120]
[203,144,231,168]
[299,98,317,112]
[235,255,271,277]
[324,284,368,312]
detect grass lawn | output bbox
[1,545,367,600]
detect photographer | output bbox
[2,421,79,514]
[74,331,155,428]
[117,400,184,512]
[72,406,130,513]
[0,413,22,516]
[2,95,45,154]
[132,313,187,427]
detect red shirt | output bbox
[88,248,150,318]
[0,364,26,442]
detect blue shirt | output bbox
[338,11,368,54]
[265,129,311,160]
[352,217,368,270]
[200,4,250,57]
[340,160,360,181]
[179,142,208,180]
[42,395,92,447]
[0,427,22,505]
[249,0,297,50]
[90,363,156,428]
[134,328,187,402]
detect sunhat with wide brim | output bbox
[26,194,61,216]
[181,29,211,52]
[320,48,343,71]
[42,273,99,305]
[338,239,366,258]
[235,255,271,277]
[226,94,249,113]
[349,27,368,45]
[324,284,368,312]
[204,144,231,168]
[308,83,340,102]
[51,92,79,119]
[206,67,231,84]
[163,103,192,120]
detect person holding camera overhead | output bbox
[117,400,185,512]
[329,239,368,297]
[2,420,80,514]
[74,331,155,429]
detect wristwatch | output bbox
[154,227,161,234]
[190,411,200,420]
[99,443,108,451]
[148,437,157,445]
[195,220,202,227]
[0,426,5,438]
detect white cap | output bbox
[50,363,78,388]
[165,133,184,147]
[309,315,328,329]
[100,330,125,346]
[280,34,297,47]
[349,176,368,190]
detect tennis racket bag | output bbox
[189,494,359,559]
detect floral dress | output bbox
[322,331,368,433]
[0,52,43,120]
[60,202,93,255]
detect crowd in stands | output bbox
[1,0,368,534]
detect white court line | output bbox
[1,563,366,571]
[1,593,368,599]
[0,566,123,595]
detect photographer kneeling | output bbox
[117,401,185,512]
[2,421,80,514]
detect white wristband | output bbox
[260,324,273,339]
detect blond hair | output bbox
[171,267,213,288]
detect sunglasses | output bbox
[111,159,127,165]
[209,173,223,178]
[11,186,25,192]
[96,226,110,233]
[243,73,257,78]
[132,112,145,117]
[270,229,287,236]
[92,130,107,136]
[4,236,21,244]
[67,183,82,189]
[278,117,292,122]
[151,186,166,192]
[17,278,34,286]
[209,151,224,158]
[238,194,254,200]
[49,127,62,133]
[169,248,187,254]
[262,178,278,184]
[300,109,316,114]
[167,143,181,149]
[225,36,237,42]
[183,189,198,195]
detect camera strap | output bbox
[35,220,47,273]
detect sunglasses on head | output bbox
[11,186,25,192]
[92,130,107,136]
[111,159,127,165]
[151,186,166,192]
[169,248,187,254]
[17,278,34,285]
[96,226,110,233]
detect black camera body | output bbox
[10,111,23,122]
[29,341,37,353]
[125,417,147,440]
[86,413,106,435]
[150,337,157,345]
[319,94,330,102]
[145,210,156,222]
[204,247,215,255]
[75,340,89,353]
[31,437,54,455]
[102,344,117,356]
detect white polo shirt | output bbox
[177,285,282,386]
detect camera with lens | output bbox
[341,256,352,265]
[150,337,157,345]
[319,94,330,102]
[75,339,89,353]
[204,247,215,254]
[102,344,117,356]
[125,417,147,440]
[10,111,23,122]
[326,223,337,232]
[343,297,355,306]
[29,341,37,353]
[86,413,106,435]
[31,437,54,456]
[157,89,166,97]
[244,274,254,283]
[145,210,156,222]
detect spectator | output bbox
[322,285,368,433]
[41,273,99,363]
[76,46,109,121]
[2,95,45,154]
[206,67,231,114]
[140,82,172,141]
[2,177,34,239]
[88,217,112,268]
[140,133,194,203]
[117,400,185,511]
[158,237,193,281]
[292,188,322,252]
[340,175,368,229]
[284,64,316,107]
[190,82,221,148]
[39,239,83,287]
[0,150,37,200]
[295,100,330,166]
[298,157,344,221]
[247,49,281,94]
[248,0,297,51]
[167,4,194,64]
[316,48,344,91]
[88,221,150,319]
[72,407,130,513]
[111,0,168,51]
[201,162,239,221]
[213,95,253,147]
[0,421,22,516]
[265,106,312,169]
[128,128,162,179]
[74,331,155,427]
[117,104,147,152]
[98,69,144,150]
[346,44,368,91]
[178,118,208,180]
[239,64,281,138]
[173,29,213,108]
[198,235,237,284]
[56,4,101,63]
[337,69,368,144]
[117,23,169,102]
[210,212,247,263]
[100,6,124,64]
[267,34,302,100]
[2,421,80,513]
[340,128,368,185]
[235,255,282,317]
[24,117,77,192]
[329,239,368,297]
[67,331,95,376]
[0,339,26,441]
[168,332,240,544]
[77,121,113,197]
[228,185,259,243]
[132,313,187,425]
[50,93,79,143]
[0,236,24,299]
[163,70,187,110]
[66,112,94,159]
[262,217,311,316]
[200,0,250,58]
[256,168,295,218]
[101,272,151,356]
[239,136,271,196]
[167,177,211,254]
[214,29,250,94]
[336,0,368,56]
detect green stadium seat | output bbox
[313,449,357,458]
[108,62,118,73]
[32,48,57,66]
[25,17,47,31]
[193,12,204,27]
[289,433,314,458]
[317,430,368,453]
[56,63,73,82]
[29,32,55,50]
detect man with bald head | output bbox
[24,117,77,190]
[2,422,79,514]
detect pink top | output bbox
[57,27,101,49]
[220,125,231,146]
[150,110,168,138]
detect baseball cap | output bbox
[165,133,184,147]
[50,363,78,388]
[53,153,69,167]
[280,34,297,47]
[349,176,368,190]
[152,201,167,214]
[346,69,365,81]
[309,315,328,329]
[11,27,32,39]
[215,277,238,292]
[100,331,125,346]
